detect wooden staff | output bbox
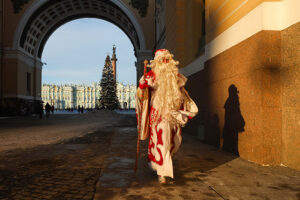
[134,60,149,173]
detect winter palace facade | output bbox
[42,82,136,109]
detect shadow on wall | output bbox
[222,84,245,156]
[181,0,246,162]
[184,82,245,157]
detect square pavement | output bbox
[94,126,300,200]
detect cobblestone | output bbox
[0,113,126,200]
[94,122,300,200]
[1,113,299,199]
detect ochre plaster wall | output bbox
[3,0,35,47]
[17,60,34,97]
[35,67,42,98]
[3,58,18,94]
[163,0,281,67]
[280,22,300,170]
[3,58,38,98]
[0,1,3,44]
[121,0,155,50]
[185,30,282,165]
[165,0,204,67]
[205,0,281,43]
[185,23,300,170]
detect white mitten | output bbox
[171,110,188,127]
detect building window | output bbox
[26,72,31,95]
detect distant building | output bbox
[116,83,136,109]
[42,83,136,109]
[42,46,136,109]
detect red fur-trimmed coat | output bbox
[136,70,198,178]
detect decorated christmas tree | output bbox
[99,55,120,110]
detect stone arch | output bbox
[1,0,153,116]
[12,0,147,58]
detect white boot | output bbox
[158,175,166,184]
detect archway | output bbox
[13,0,146,57]
[41,18,137,110]
[4,0,153,115]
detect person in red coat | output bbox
[136,49,198,184]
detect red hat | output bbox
[155,49,167,56]
[154,49,170,61]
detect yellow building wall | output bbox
[17,59,34,97]
[3,0,35,47]
[206,0,281,43]
[185,29,283,166]
[3,58,18,94]
[36,67,42,98]
[0,0,3,45]
[3,57,39,99]
[165,0,204,67]
[280,22,300,170]
[122,0,156,50]
[163,0,284,68]
[181,0,300,170]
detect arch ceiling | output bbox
[18,0,143,58]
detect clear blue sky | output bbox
[41,18,136,85]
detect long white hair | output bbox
[150,50,183,123]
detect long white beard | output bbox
[152,61,183,123]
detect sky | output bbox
[41,18,136,85]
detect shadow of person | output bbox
[222,84,245,156]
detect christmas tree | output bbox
[99,55,120,110]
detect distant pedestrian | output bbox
[81,106,84,114]
[78,105,81,114]
[39,102,44,119]
[51,105,54,114]
[45,103,51,118]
